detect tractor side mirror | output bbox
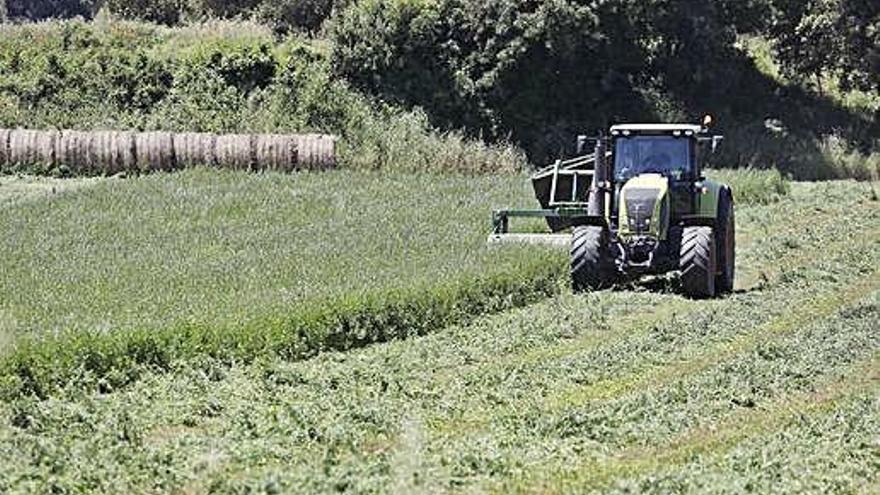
[711,135,724,154]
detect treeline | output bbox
[0,0,880,89]
[1,0,346,33]
[331,0,879,177]
[1,0,878,178]
[5,0,878,93]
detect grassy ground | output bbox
[0,168,568,396]
[0,177,876,493]
[0,168,549,338]
[0,175,102,207]
[0,168,787,399]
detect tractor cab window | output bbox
[614,136,693,181]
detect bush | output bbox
[96,0,341,32]
[102,0,188,24]
[256,0,345,34]
[4,0,98,20]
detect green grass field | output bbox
[0,170,877,493]
[0,169,556,337]
[0,169,569,396]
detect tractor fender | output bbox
[695,179,730,222]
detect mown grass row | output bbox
[424,213,880,439]
[517,352,880,494]
[614,389,879,494]
[0,181,874,494]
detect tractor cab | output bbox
[610,124,699,182]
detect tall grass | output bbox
[816,135,880,181]
[0,168,563,398]
[706,168,790,205]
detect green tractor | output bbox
[490,119,734,298]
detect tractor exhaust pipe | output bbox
[588,135,608,218]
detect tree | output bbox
[5,0,98,20]
[770,0,880,93]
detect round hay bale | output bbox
[58,130,95,175]
[9,129,57,171]
[91,130,136,175]
[135,132,175,172]
[296,134,336,170]
[215,134,254,171]
[254,134,296,171]
[173,132,216,168]
[314,134,337,169]
[0,129,12,170]
[295,134,315,170]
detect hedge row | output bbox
[0,128,336,175]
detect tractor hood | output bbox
[619,174,670,240]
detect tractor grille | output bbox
[625,188,660,234]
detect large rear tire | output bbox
[571,226,614,291]
[716,190,735,294]
[680,226,716,298]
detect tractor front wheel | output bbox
[680,226,716,298]
[571,226,614,291]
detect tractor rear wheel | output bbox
[680,226,716,298]
[716,191,735,294]
[571,226,614,291]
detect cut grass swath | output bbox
[509,353,879,494]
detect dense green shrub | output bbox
[330,0,763,163]
[96,0,339,33]
[4,0,98,20]
[256,0,344,34]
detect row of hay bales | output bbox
[0,129,336,174]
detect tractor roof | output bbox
[610,124,703,135]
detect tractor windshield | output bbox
[614,136,693,181]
